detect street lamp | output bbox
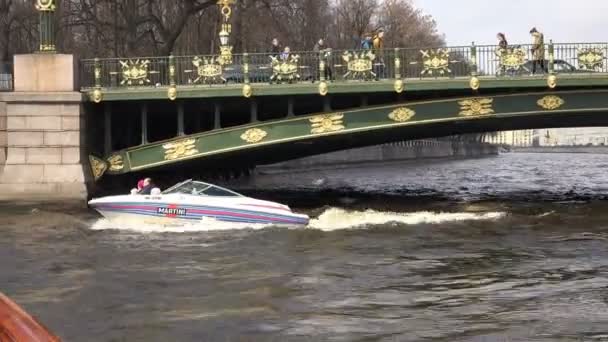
[217,0,235,65]
[35,0,56,52]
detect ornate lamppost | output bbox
[35,0,56,52]
[217,0,235,65]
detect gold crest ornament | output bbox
[240,128,268,143]
[309,114,345,134]
[107,154,124,171]
[537,95,565,110]
[458,98,494,117]
[163,139,199,161]
[388,107,416,122]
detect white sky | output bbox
[414,0,608,46]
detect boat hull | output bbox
[90,201,309,226]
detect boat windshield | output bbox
[162,180,244,197]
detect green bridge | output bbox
[81,42,608,181]
[3,0,608,200]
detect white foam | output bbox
[88,208,506,233]
[308,208,506,231]
[89,217,273,233]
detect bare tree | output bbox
[3,0,444,60]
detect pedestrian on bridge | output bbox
[530,27,545,75]
[313,38,333,82]
[372,29,385,80]
[496,33,509,76]
[270,38,282,58]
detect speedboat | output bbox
[88,179,309,226]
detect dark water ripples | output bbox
[3,153,608,341]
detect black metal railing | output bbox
[0,62,13,91]
[80,42,608,91]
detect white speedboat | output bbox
[88,179,309,226]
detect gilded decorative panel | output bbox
[116,59,157,86]
[270,55,301,83]
[537,95,565,110]
[187,56,225,84]
[578,48,604,70]
[163,139,199,161]
[241,128,267,143]
[342,51,376,80]
[497,47,527,71]
[89,155,107,181]
[309,114,345,134]
[388,107,415,122]
[107,154,124,171]
[420,49,451,76]
[458,98,494,117]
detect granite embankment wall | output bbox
[0,54,89,200]
[260,140,499,171]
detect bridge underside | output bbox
[88,89,608,181]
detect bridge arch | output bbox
[89,89,608,180]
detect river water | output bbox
[3,152,608,341]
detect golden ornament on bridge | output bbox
[116,59,156,86]
[318,81,328,96]
[547,74,557,89]
[578,48,604,70]
[167,86,177,101]
[469,76,480,90]
[240,128,268,143]
[537,95,565,110]
[242,84,253,98]
[188,56,225,84]
[163,139,199,161]
[394,79,404,93]
[89,155,107,181]
[458,98,494,117]
[107,154,124,172]
[342,51,376,80]
[270,55,301,83]
[309,114,345,134]
[92,89,103,103]
[497,47,527,71]
[420,49,451,76]
[388,107,416,122]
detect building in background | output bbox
[483,130,535,146]
[537,128,608,146]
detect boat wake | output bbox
[308,208,506,231]
[89,208,506,233]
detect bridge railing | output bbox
[0,62,13,92]
[80,42,608,91]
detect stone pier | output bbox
[0,54,88,200]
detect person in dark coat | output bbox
[313,38,333,81]
[497,32,508,50]
[270,38,281,57]
[138,178,155,195]
[496,33,509,75]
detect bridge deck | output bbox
[80,42,608,102]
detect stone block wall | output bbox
[0,53,88,200]
[0,92,88,200]
[0,101,6,166]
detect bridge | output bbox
[81,42,608,181]
[2,0,608,199]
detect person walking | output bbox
[313,38,333,81]
[496,33,509,76]
[270,38,281,58]
[372,29,385,80]
[530,27,545,75]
